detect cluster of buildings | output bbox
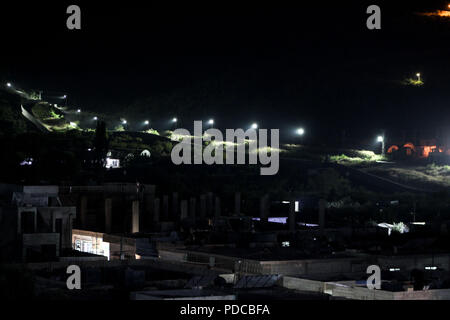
[387,139,450,159]
[1,182,450,300]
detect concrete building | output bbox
[0,184,76,261]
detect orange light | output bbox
[439,10,450,16]
[421,10,450,17]
[387,145,399,153]
[421,145,438,158]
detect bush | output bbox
[307,168,351,199]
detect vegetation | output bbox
[328,152,385,166]
[363,163,450,190]
[32,103,61,120]
[144,128,159,135]
[403,78,424,87]
[113,124,125,132]
[283,144,385,166]
[306,168,352,200]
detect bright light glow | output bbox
[63,95,67,99]
[122,120,127,124]
[296,128,305,135]
[389,268,400,272]
[70,122,76,127]
[251,123,258,129]
[77,109,81,113]
[6,82,11,87]
[208,119,214,125]
[93,116,98,120]
[297,222,318,227]
[282,241,290,247]
[106,158,120,169]
[144,120,149,125]
[412,222,426,225]
[20,158,33,166]
[172,117,177,123]
[425,266,437,270]
[252,217,288,224]
[377,135,384,142]
[416,73,420,77]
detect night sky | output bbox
[2,1,450,143]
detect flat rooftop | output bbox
[184,246,356,261]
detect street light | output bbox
[77,109,81,113]
[172,117,177,123]
[144,120,149,125]
[251,123,258,129]
[93,116,98,121]
[377,135,385,156]
[6,82,11,88]
[296,128,305,135]
[416,73,421,82]
[122,120,127,125]
[208,119,214,125]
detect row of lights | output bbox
[4,81,307,136]
[3,80,416,142]
[87,116,308,136]
[90,115,306,135]
[1,82,310,138]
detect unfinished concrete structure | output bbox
[0,184,77,261]
[59,183,156,234]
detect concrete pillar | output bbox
[105,198,112,233]
[34,210,37,232]
[289,199,295,233]
[207,192,213,217]
[260,194,269,223]
[234,192,241,215]
[153,198,160,223]
[80,196,88,229]
[162,195,169,221]
[68,216,74,249]
[180,200,188,220]
[200,194,206,219]
[319,199,326,231]
[214,197,221,220]
[172,192,179,220]
[145,193,154,229]
[132,200,140,233]
[52,213,56,232]
[189,197,197,222]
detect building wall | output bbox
[22,233,60,258]
[281,276,324,293]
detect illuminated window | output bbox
[389,268,400,272]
